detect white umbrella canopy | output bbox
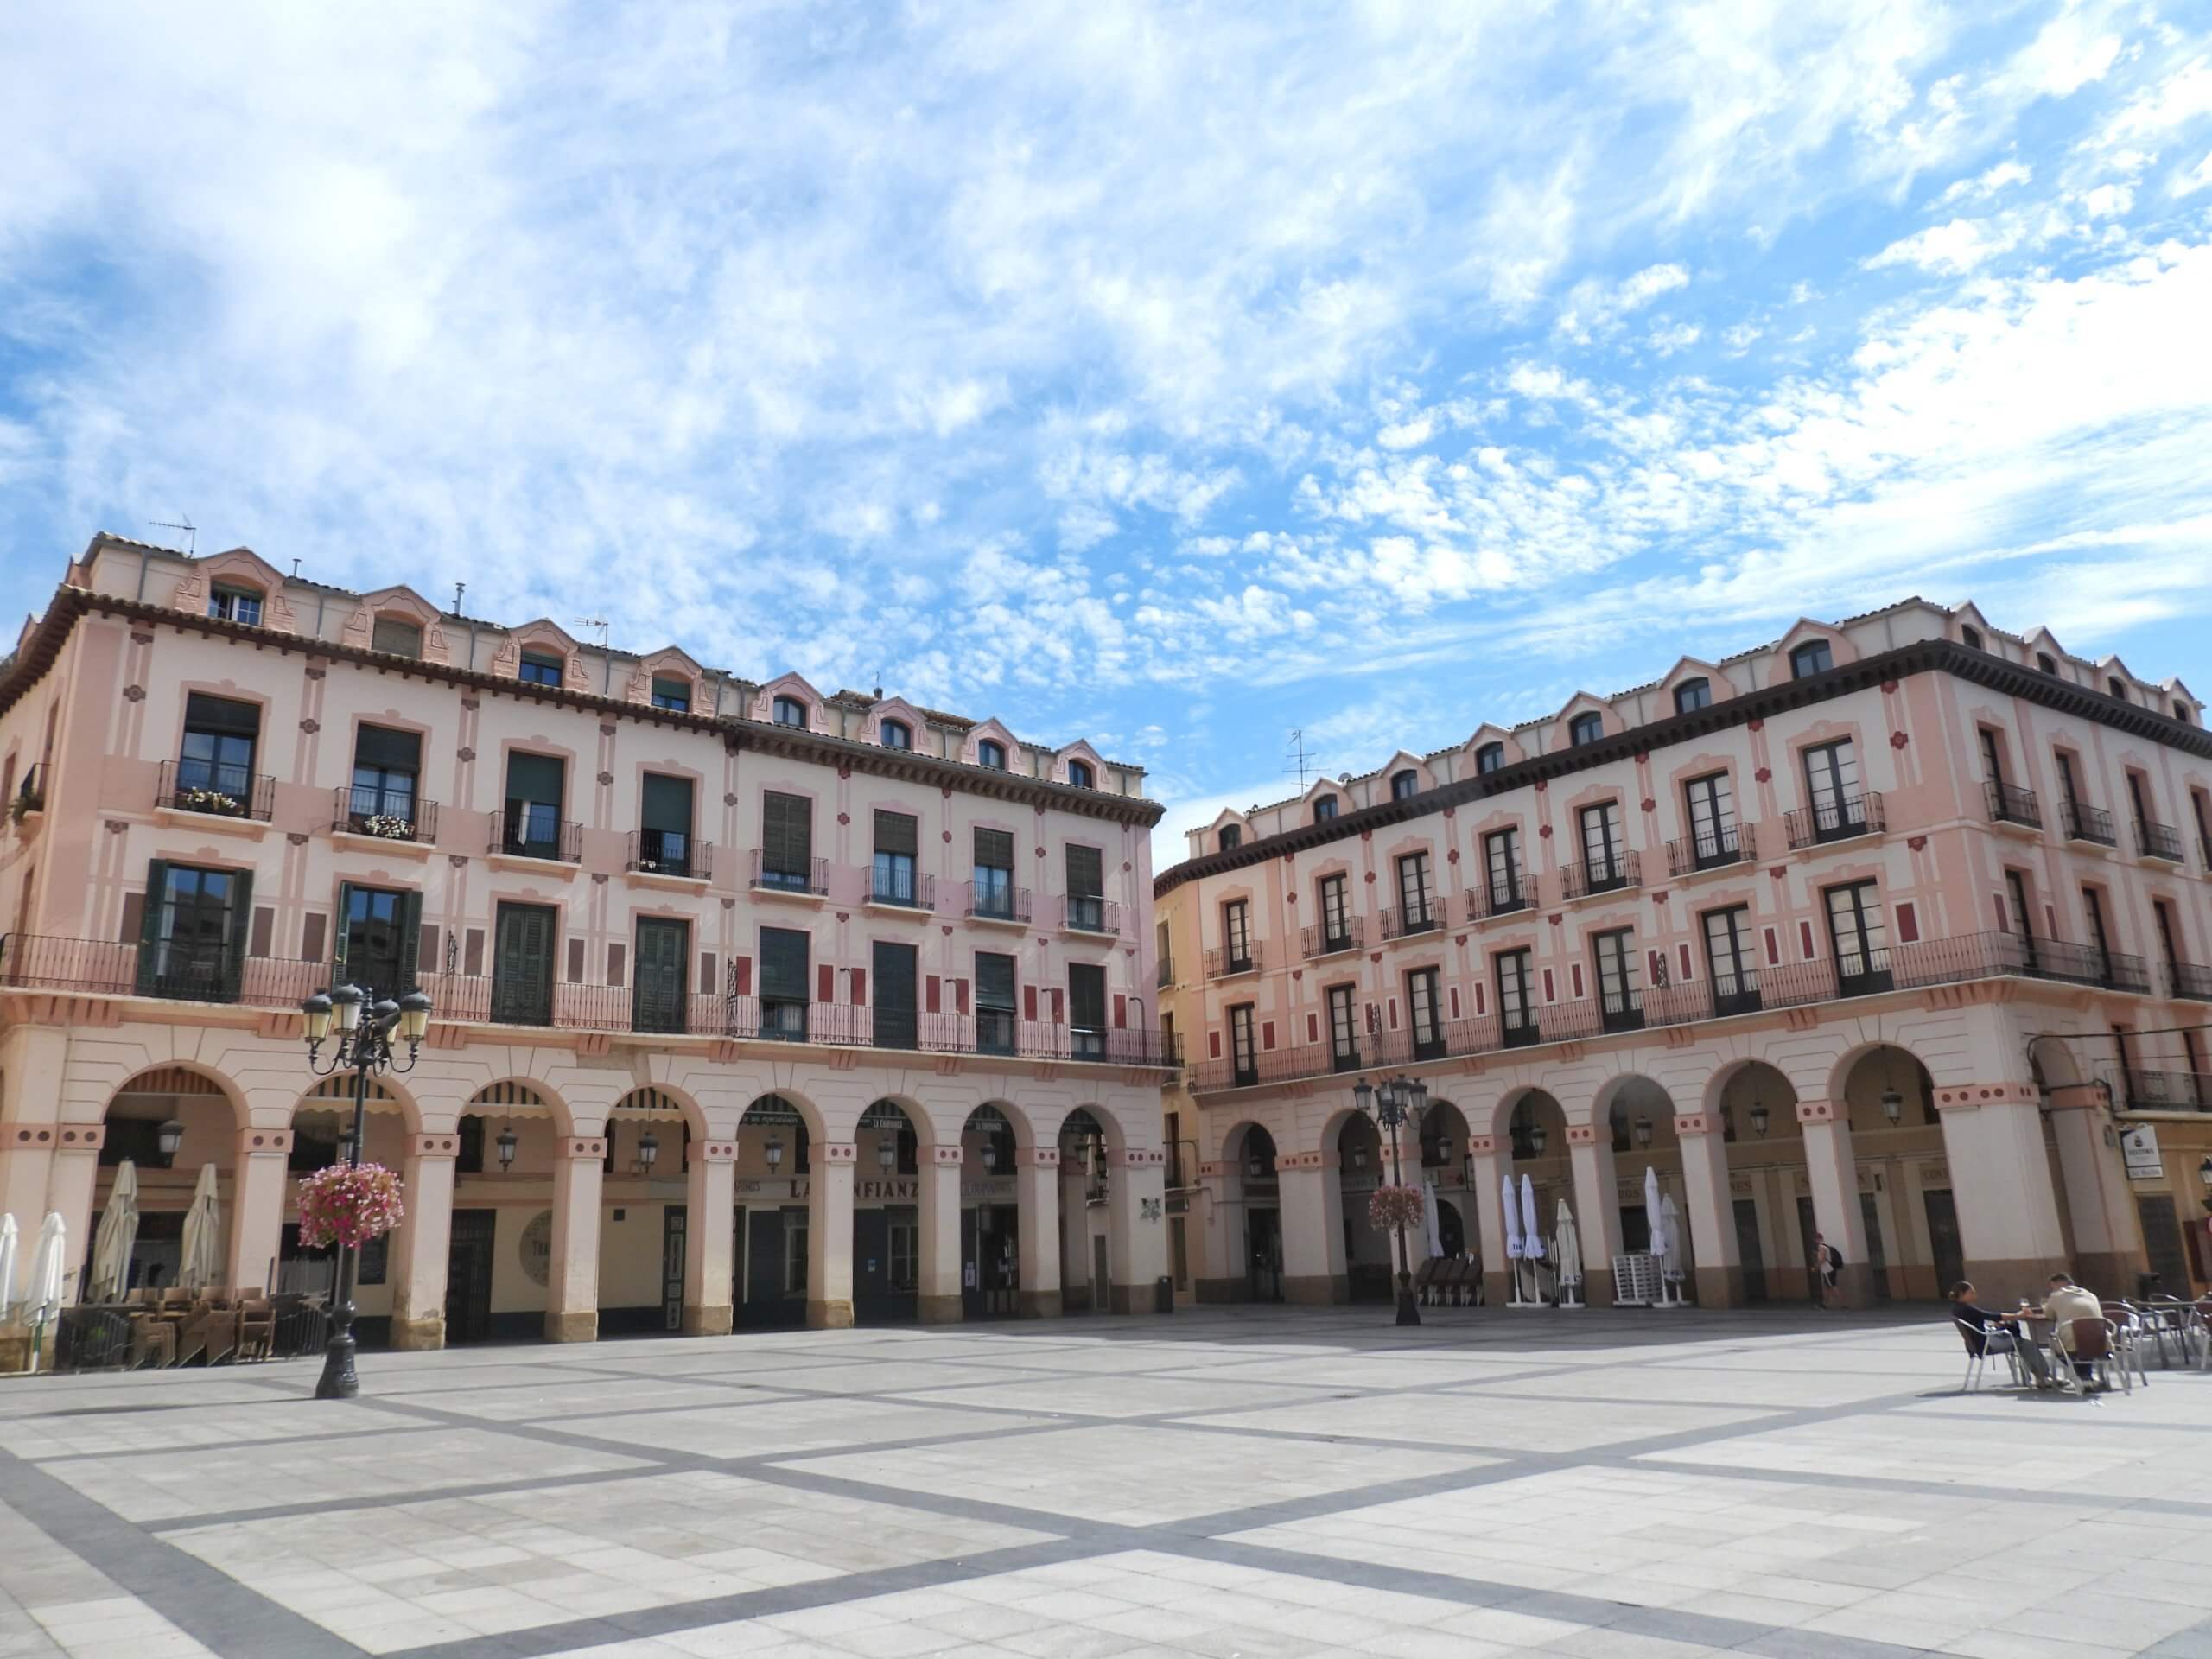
[1421,1181,1444,1258]
[178,1163,225,1291]
[1554,1199,1583,1286]
[27,1211,67,1321]
[1643,1166,1667,1259]
[1520,1174,1544,1262]
[89,1160,141,1302]
[1501,1173,1523,1259]
[1660,1193,1686,1278]
[0,1212,17,1316]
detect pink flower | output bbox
[296,1163,406,1249]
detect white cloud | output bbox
[1935,158,2032,207]
[1864,215,2025,273]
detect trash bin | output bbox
[1154,1275,1173,1314]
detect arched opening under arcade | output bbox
[277,1074,411,1341]
[1058,1108,1112,1313]
[1599,1076,1689,1305]
[1220,1122,1282,1303]
[960,1104,1020,1319]
[1708,1060,1804,1304]
[1417,1099,1471,1260]
[1499,1089,1569,1298]
[852,1100,922,1324]
[1336,1112,1388,1302]
[1834,1044,1948,1300]
[734,1094,813,1329]
[447,1080,565,1344]
[595,1087,695,1337]
[93,1066,236,1298]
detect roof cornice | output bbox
[1154,639,2212,897]
[0,588,1161,829]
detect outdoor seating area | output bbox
[1955,1294,2212,1396]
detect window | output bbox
[873,810,920,905]
[973,827,1015,920]
[1979,728,2005,786]
[2177,701,2195,724]
[1326,983,1359,1070]
[1067,759,1094,789]
[1407,967,1444,1060]
[782,1209,809,1296]
[1484,826,1524,911]
[1229,1004,1258,1086]
[208,584,262,626]
[334,882,419,1002]
[2082,887,2113,981]
[518,650,563,686]
[1961,625,1983,652]
[639,773,696,875]
[456,1116,484,1175]
[760,791,814,890]
[759,926,810,1040]
[2037,652,2059,676]
[1703,906,1758,1014]
[349,725,421,833]
[1800,739,1863,841]
[1673,677,1710,714]
[489,900,556,1026]
[874,939,918,1050]
[137,860,248,1000]
[176,693,259,812]
[650,677,690,713]
[1496,950,1536,1045]
[1578,801,1626,888]
[1825,881,1891,995]
[1068,963,1107,1059]
[879,718,910,749]
[1395,850,1433,931]
[1313,796,1338,822]
[2107,676,2127,701]
[2152,899,2183,979]
[2055,750,2080,808]
[372,618,423,658]
[1568,711,1604,747]
[1789,639,1834,678]
[976,952,1017,1053]
[2005,869,2036,945]
[1390,769,1418,800]
[502,752,566,857]
[1065,843,1105,931]
[1683,772,1738,867]
[1593,929,1640,1031]
[977,738,1007,770]
[1475,741,1505,774]
[1318,873,1351,952]
[1222,899,1253,974]
[1218,824,1242,853]
[633,917,690,1034]
[772,695,807,728]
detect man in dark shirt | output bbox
[1950,1281,2051,1385]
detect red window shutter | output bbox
[1993,892,2008,930]
[700,951,717,990]
[1896,901,1919,944]
[2044,903,2057,938]
[1261,1020,1276,1050]
[1647,949,1664,982]
[1798,920,1815,959]
[1386,996,1399,1030]
[1447,985,1461,1020]
[734,955,751,995]
[1764,927,1780,966]
[818,964,835,1003]
[1541,969,1555,1003]
[1209,1029,1223,1058]
[1025,984,1039,1021]
[1678,944,1694,981]
[850,967,866,1004]
[1050,987,1065,1025]
[1474,982,1486,1016]
[1306,1012,1319,1043]
[954,977,969,1014]
[925,975,941,1014]
[1570,963,1584,1000]
[1112,994,1126,1029]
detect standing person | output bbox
[1811,1232,1843,1308]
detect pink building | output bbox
[1154,599,2212,1312]
[0,535,1173,1346]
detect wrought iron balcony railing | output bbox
[750,849,828,895]
[1062,894,1119,935]
[2122,1069,2212,1113]
[1377,905,1441,942]
[157,760,274,822]
[2060,799,2116,847]
[1784,790,1884,849]
[967,882,1030,924]
[1986,780,2042,830]
[2135,818,2184,862]
[1301,917,1363,958]
[333,785,437,845]
[492,808,582,862]
[626,829,709,879]
[1465,878,1530,923]
[1560,850,1639,902]
[1665,822,1753,876]
[0,933,324,1009]
[1205,943,1262,978]
[10,763,47,820]
[2164,962,2212,1002]
[868,868,936,910]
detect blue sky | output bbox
[3,3,2210,871]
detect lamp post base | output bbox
[1395,1270,1421,1327]
[315,1313,359,1399]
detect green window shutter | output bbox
[976,951,1015,1011]
[874,810,918,857]
[135,859,169,995]
[974,828,1013,869]
[764,792,811,870]
[353,725,422,772]
[504,751,565,804]
[182,693,260,736]
[641,773,694,833]
[398,890,423,988]
[1069,963,1106,1028]
[760,927,810,1001]
[225,869,254,996]
[1065,843,1103,898]
[333,881,354,977]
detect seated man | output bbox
[2044,1272,2107,1358]
[1949,1281,2050,1384]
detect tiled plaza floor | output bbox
[4,1304,2210,1658]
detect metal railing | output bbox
[967,882,1029,924]
[2122,1070,2212,1112]
[2135,818,2185,862]
[1301,917,1363,958]
[333,785,437,844]
[491,808,582,862]
[2060,799,2116,846]
[1205,943,1262,978]
[1062,894,1118,934]
[626,830,709,880]
[750,850,828,895]
[1599,988,1645,1033]
[1784,790,1883,849]
[1377,905,1441,942]
[1665,822,1752,876]
[1986,780,2042,829]
[1465,878,1530,923]
[1560,850,1639,901]
[0,933,324,1010]
[869,869,936,910]
[157,760,274,822]
[2164,962,2212,1002]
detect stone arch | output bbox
[106,1061,246,1128]
[1704,1059,1799,1141]
[463,1076,576,1137]
[295,1070,423,1133]
[1830,1042,1938,1133]
[1418,1098,1470,1170]
[861,1090,939,1150]
[986,1096,1048,1154]
[1594,1074,1678,1151]
[96,1065,239,1177]
[1063,1098,1134,1154]
[1486,1084,1565,1149]
[857,1098,924,1179]
[739,1092,817,1177]
[963,1103,1019,1175]
[610,1082,708,1138]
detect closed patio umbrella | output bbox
[1501,1173,1522,1259]
[26,1211,67,1367]
[1421,1179,1444,1258]
[1643,1166,1666,1260]
[89,1160,140,1302]
[178,1163,224,1291]
[1660,1193,1686,1280]
[0,1212,16,1316]
[1520,1174,1544,1262]
[1554,1199,1582,1289]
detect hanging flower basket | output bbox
[296,1162,405,1249]
[1367,1184,1426,1233]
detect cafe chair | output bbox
[2050,1318,2130,1396]
[1954,1315,2023,1392]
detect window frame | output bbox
[208,583,264,626]
[879,718,911,750]
[1475,741,1505,775]
[649,677,691,713]
[1390,769,1418,800]
[1568,711,1604,747]
[977,738,1007,771]
[1067,759,1094,789]
[1789,639,1834,679]
[771,695,809,728]
[1672,677,1710,715]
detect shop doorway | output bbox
[1923,1189,1965,1292]
[444,1209,497,1344]
[1247,1207,1284,1301]
[1732,1198,1767,1303]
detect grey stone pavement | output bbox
[4,1305,2211,1659]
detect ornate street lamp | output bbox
[1353,1073,1427,1327]
[300,982,429,1400]
[1633,1116,1654,1150]
[636,1128,661,1176]
[1879,1088,1904,1126]
[156,1118,185,1166]
[495,1123,518,1173]
[764,1136,785,1173]
[1528,1120,1548,1155]
[980,1139,999,1173]
[1748,1101,1770,1138]
[878,1137,897,1173]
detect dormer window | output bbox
[1219,825,1243,852]
[772,696,807,728]
[372,617,423,659]
[1476,741,1504,774]
[978,738,1007,771]
[880,718,912,750]
[1673,678,1710,714]
[208,584,263,626]
[1789,640,1833,679]
[1961,626,1983,652]
[1313,797,1338,822]
[1390,769,1417,800]
[1067,759,1094,789]
[2107,677,2127,702]
[1568,712,1604,747]
[2037,652,2059,676]
[519,650,563,687]
[650,677,690,713]
[2177,701,2193,724]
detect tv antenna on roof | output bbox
[149,517,196,555]
[575,617,610,650]
[1286,728,1319,792]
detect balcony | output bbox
[1301,917,1363,958]
[1665,823,1753,877]
[1986,780,2042,830]
[967,883,1030,925]
[491,808,582,864]
[2135,818,2185,863]
[1154,956,1175,988]
[868,869,936,912]
[0,933,324,1010]
[157,760,274,823]
[1560,850,1639,903]
[1062,894,1119,936]
[1205,943,1262,979]
[626,829,709,880]
[1377,906,1442,942]
[1784,791,1884,849]
[1465,878,1530,923]
[333,785,437,847]
[750,849,828,897]
[2122,1070,2212,1112]
[2164,962,2212,1002]
[2060,799,2116,848]
[1599,988,1645,1033]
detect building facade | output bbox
[1155,599,2212,1313]
[0,535,1173,1346]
